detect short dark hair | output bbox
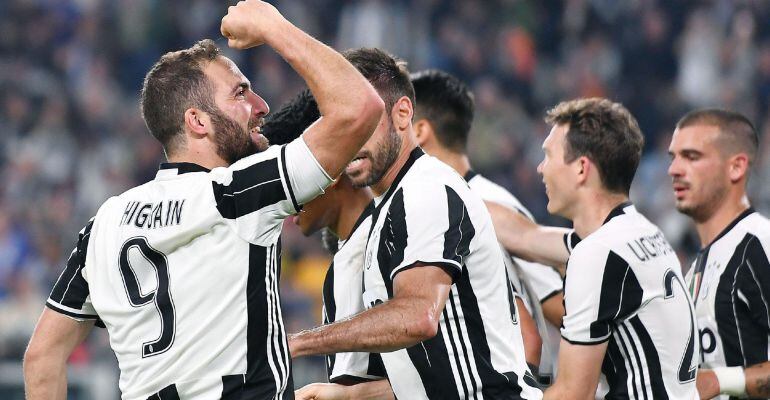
[545,98,644,194]
[676,108,758,164]
[140,39,220,156]
[261,89,319,146]
[410,69,475,152]
[343,48,415,113]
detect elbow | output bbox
[337,89,385,137]
[411,309,441,343]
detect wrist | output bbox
[713,366,746,397]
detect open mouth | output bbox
[348,156,366,169]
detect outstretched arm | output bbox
[698,360,770,399]
[221,0,384,178]
[289,265,451,356]
[485,201,571,269]
[24,308,94,399]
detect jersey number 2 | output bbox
[119,237,176,358]
[664,269,697,383]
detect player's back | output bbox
[46,141,324,399]
[562,203,698,399]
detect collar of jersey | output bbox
[602,200,634,225]
[373,147,425,206]
[701,207,756,250]
[156,162,210,179]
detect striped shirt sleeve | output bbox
[383,184,474,282]
[212,136,333,245]
[561,244,643,345]
[46,218,102,324]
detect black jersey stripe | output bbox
[590,251,643,339]
[146,383,180,400]
[739,235,770,366]
[603,338,629,399]
[442,307,471,398]
[716,234,752,367]
[455,267,527,398]
[405,330,461,399]
[279,145,300,212]
[221,374,245,399]
[50,219,94,309]
[442,186,475,282]
[448,288,480,398]
[212,158,287,219]
[619,323,649,399]
[629,316,669,400]
[377,188,407,297]
[614,328,641,399]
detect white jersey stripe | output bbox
[625,323,654,400]
[440,309,469,399]
[265,245,283,397]
[272,246,290,395]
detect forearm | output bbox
[348,379,395,400]
[264,21,379,123]
[747,362,770,397]
[24,355,67,400]
[290,297,437,357]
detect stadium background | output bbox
[2,0,770,397]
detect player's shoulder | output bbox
[735,210,770,242]
[209,144,284,183]
[398,151,466,194]
[467,174,533,218]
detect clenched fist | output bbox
[220,0,287,49]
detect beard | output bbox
[674,181,727,223]
[208,108,267,165]
[351,123,402,188]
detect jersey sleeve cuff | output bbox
[391,260,462,282]
[560,333,611,346]
[46,300,104,327]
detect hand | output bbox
[295,383,350,400]
[220,0,286,49]
[697,370,720,399]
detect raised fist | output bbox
[220,0,286,49]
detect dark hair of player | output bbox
[545,98,644,195]
[140,39,220,156]
[676,108,758,165]
[410,69,475,152]
[343,48,415,114]
[261,89,319,146]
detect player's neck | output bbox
[371,138,418,197]
[694,194,751,247]
[571,192,630,239]
[431,148,471,178]
[333,188,374,240]
[167,149,228,170]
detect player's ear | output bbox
[575,156,591,185]
[391,96,413,132]
[184,108,211,138]
[413,118,434,147]
[728,153,750,183]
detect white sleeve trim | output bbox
[284,135,334,205]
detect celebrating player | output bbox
[22,1,383,398]
[490,98,699,399]
[410,69,565,383]
[288,48,542,400]
[668,109,770,400]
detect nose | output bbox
[667,156,681,178]
[536,159,544,175]
[248,91,269,118]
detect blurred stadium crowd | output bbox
[3,0,770,393]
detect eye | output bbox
[236,88,246,98]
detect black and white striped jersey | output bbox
[561,202,698,400]
[685,209,770,400]
[46,137,332,400]
[361,148,542,400]
[320,203,386,383]
[465,171,563,385]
